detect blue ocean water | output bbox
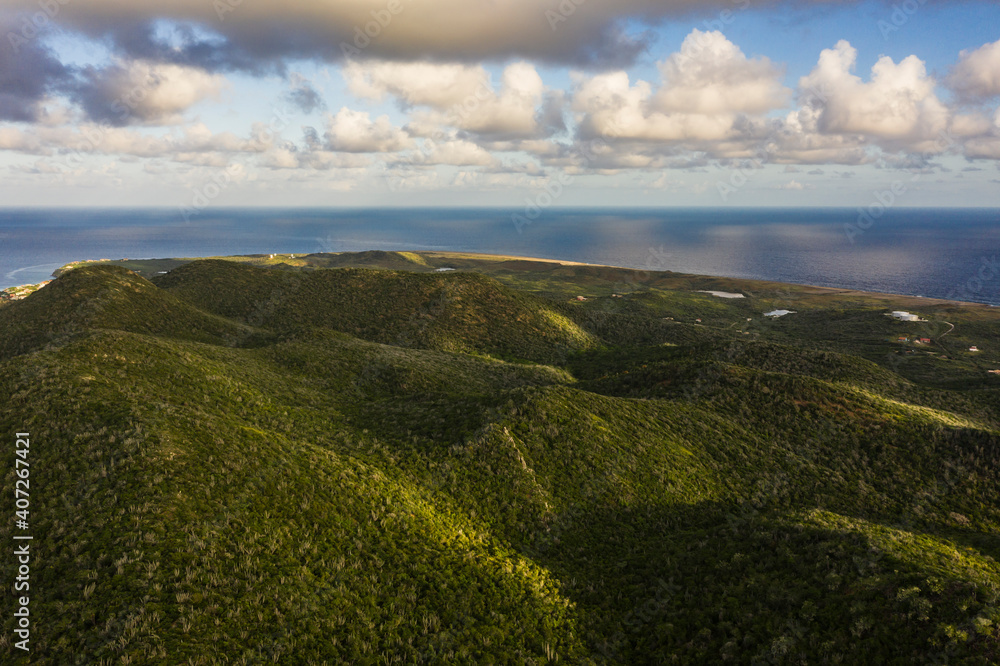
[1,207,998,305]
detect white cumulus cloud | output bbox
[654,30,790,115]
[323,108,413,153]
[572,30,789,144]
[343,60,558,139]
[948,39,1000,101]
[75,60,226,126]
[799,41,949,150]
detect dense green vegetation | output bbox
[2,252,1000,663]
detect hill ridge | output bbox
[1,252,999,663]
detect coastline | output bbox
[1,250,997,311]
[3,207,998,307]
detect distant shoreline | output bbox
[1,250,994,311]
[3,208,997,306]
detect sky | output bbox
[0,0,999,208]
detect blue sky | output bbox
[1,0,999,208]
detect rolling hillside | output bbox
[2,253,1000,664]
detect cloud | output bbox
[24,0,956,74]
[301,151,371,170]
[9,12,1000,185]
[323,107,413,153]
[951,112,995,138]
[572,31,789,144]
[0,121,275,160]
[964,137,1000,160]
[18,0,655,70]
[771,104,871,165]
[260,146,371,170]
[653,30,790,115]
[172,151,232,168]
[344,60,562,139]
[423,139,499,167]
[948,39,1000,102]
[72,60,226,125]
[285,73,326,114]
[344,60,491,109]
[0,127,47,153]
[798,40,949,151]
[0,17,74,122]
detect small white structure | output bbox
[697,290,745,299]
[970,346,980,352]
[434,267,456,272]
[765,310,795,318]
[891,311,920,322]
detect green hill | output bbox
[0,265,261,360]
[2,253,1000,664]
[154,259,596,363]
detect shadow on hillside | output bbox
[519,501,1000,664]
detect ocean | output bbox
[1,207,999,305]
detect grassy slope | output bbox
[0,265,261,359]
[154,260,596,363]
[1,257,1000,664]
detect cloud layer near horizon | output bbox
[0,0,999,202]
